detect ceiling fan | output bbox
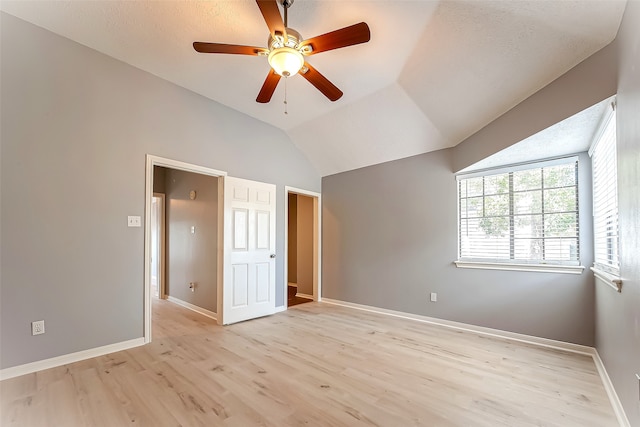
[193,0,370,103]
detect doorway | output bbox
[285,187,321,307]
[144,155,226,342]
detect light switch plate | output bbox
[128,216,141,227]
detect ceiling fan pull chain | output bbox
[284,77,288,115]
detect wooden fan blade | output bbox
[299,62,343,101]
[256,69,282,103]
[300,22,370,55]
[193,42,265,55]
[256,0,285,38]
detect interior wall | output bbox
[296,194,314,296]
[165,169,218,312]
[323,147,595,346]
[0,13,321,370]
[595,1,640,425]
[287,193,297,284]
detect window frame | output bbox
[589,101,621,290]
[455,156,584,275]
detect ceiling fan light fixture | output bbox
[268,47,304,77]
[193,1,370,103]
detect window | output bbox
[457,158,580,270]
[590,105,619,277]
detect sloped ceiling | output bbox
[460,96,614,173]
[0,0,627,176]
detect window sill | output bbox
[454,261,585,275]
[590,267,622,292]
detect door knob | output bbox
[270,254,276,258]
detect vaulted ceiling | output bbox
[0,0,627,176]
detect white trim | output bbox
[145,155,226,342]
[296,293,314,300]
[321,298,593,354]
[274,305,287,313]
[320,298,629,427]
[455,260,585,275]
[457,155,579,179]
[152,193,166,298]
[591,267,623,292]
[284,187,322,306]
[167,296,217,320]
[146,155,227,178]
[0,338,145,381]
[216,177,225,325]
[588,98,616,157]
[592,350,631,427]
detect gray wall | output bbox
[0,13,320,369]
[322,149,595,345]
[596,1,640,424]
[165,169,218,312]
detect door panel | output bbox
[256,211,270,249]
[255,263,270,303]
[232,264,249,307]
[233,209,249,250]
[223,176,276,324]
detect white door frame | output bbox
[144,155,226,343]
[284,186,322,305]
[151,192,166,299]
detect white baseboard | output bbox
[167,296,217,320]
[321,298,593,355]
[296,293,314,300]
[0,337,145,381]
[321,298,629,427]
[592,350,631,427]
[275,305,287,313]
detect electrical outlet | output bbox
[32,320,45,336]
[430,292,437,302]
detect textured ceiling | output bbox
[461,96,614,173]
[0,0,627,176]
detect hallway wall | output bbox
[165,169,218,312]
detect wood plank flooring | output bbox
[1,299,618,426]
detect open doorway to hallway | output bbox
[151,165,219,320]
[285,187,321,307]
[144,156,225,342]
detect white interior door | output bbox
[222,176,276,325]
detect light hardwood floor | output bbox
[1,299,618,426]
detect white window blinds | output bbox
[458,158,580,265]
[590,107,619,276]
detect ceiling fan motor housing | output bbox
[267,28,310,77]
